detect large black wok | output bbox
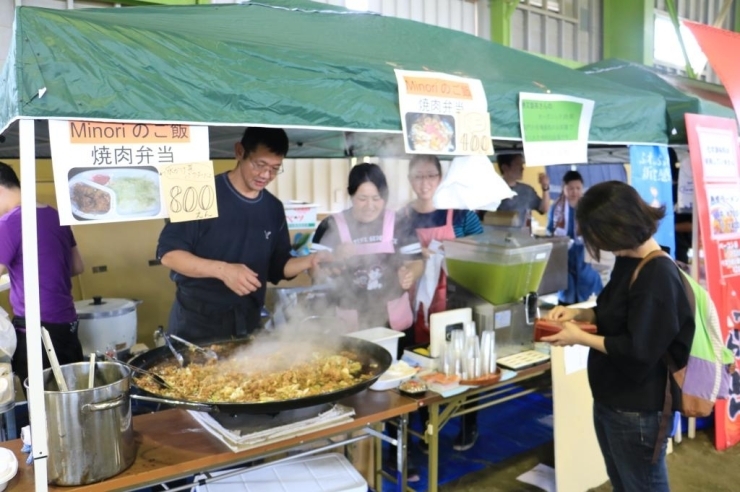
[127,335,393,414]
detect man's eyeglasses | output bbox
[410,173,440,183]
[248,158,284,176]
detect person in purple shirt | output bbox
[0,162,85,383]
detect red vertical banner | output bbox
[685,21,740,123]
[685,114,740,451]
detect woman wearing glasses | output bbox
[399,155,483,344]
[312,163,422,332]
[397,154,483,453]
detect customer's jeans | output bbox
[593,402,669,492]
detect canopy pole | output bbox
[19,118,49,492]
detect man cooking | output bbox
[495,152,550,228]
[157,127,326,342]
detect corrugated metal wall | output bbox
[653,0,734,84]
[511,0,602,64]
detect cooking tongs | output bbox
[97,352,173,390]
[169,334,219,363]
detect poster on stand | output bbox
[518,93,594,166]
[394,69,493,156]
[685,113,740,451]
[49,120,211,225]
[629,145,675,257]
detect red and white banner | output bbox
[685,114,740,451]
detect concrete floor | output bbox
[440,428,740,491]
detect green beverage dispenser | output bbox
[444,231,553,306]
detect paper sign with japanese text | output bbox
[685,113,740,451]
[159,162,218,223]
[394,69,493,156]
[49,120,209,225]
[518,93,594,166]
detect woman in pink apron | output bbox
[312,163,420,333]
[400,155,483,453]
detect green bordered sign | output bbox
[518,93,594,166]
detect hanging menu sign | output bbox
[519,92,594,166]
[159,162,218,223]
[49,120,210,225]
[394,70,493,156]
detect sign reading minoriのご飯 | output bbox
[49,120,214,225]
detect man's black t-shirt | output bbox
[157,173,292,309]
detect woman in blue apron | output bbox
[547,170,603,304]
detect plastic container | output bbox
[370,361,417,391]
[444,232,552,305]
[347,327,404,361]
[194,453,367,492]
[0,448,18,492]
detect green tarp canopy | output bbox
[0,0,668,159]
[579,58,736,144]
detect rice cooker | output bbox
[74,297,140,356]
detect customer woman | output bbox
[543,181,694,492]
[398,154,483,453]
[312,163,420,331]
[546,170,602,304]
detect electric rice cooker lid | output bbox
[75,296,140,319]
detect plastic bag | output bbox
[433,155,515,211]
[0,306,17,358]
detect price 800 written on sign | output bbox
[159,161,219,222]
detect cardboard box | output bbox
[284,202,319,230]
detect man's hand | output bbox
[219,263,261,296]
[397,266,415,290]
[538,172,550,190]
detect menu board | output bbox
[394,70,493,156]
[518,93,594,166]
[685,114,740,451]
[49,120,210,225]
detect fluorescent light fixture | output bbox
[654,13,708,76]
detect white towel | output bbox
[433,155,515,211]
[414,240,445,322]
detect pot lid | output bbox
[75,296,140,319]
